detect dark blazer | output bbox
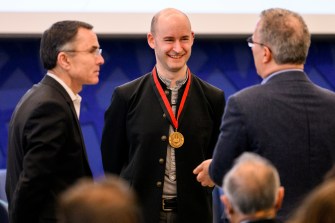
[209,70,335,221]
[6,75,92,223]
[101,72,225,223]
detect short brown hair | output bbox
[58,175,142,223]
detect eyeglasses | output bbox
[63,48,102,56]
[246,36,267,48]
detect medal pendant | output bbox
[169,131,184,148]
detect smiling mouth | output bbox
[170,54,184,59]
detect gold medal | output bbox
[152,67,191,149]
[169,131,184,148]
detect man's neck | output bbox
[156,66,188,88]
[49,68,82,94]
[237,209,277,223]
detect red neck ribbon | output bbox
[152,67,192,130]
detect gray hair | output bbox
[223,152,281,215]
[258,8,310,65]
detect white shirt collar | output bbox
[46,72,82,119]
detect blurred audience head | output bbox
[287,179,335,223]
[58,175,141,223]
[221,152,284,223]
[323,164,335,181]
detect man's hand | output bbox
[193,159,215,187]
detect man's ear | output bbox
[262,46,272,63]
[147,32,155,49]
[57,52,71,70]
[275,187,285,211]
[221,195,234,217]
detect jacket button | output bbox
[162,113,166,118]
[161,135,167,141]
[156,181,162,187]
[159,158,165,164]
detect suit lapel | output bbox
[40,75,91,166]
[150,72,174,125]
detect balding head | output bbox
[150,8,192,36]
[223,152,282,215]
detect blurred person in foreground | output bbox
[221,152,284,223]
[287,179,335,223]
[6,20,104,223]
[58,175,142,223]
[101,7,225,223]
[194,7,335,221]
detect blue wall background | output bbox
[0,37,334,177]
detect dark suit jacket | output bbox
[101,72,225,223]
[6,75,92,223]
[209,70,335,221]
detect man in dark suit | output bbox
[194,8,335,221]
[101,8,225,223]
[221,152,284,223]
[6,20,104,223]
